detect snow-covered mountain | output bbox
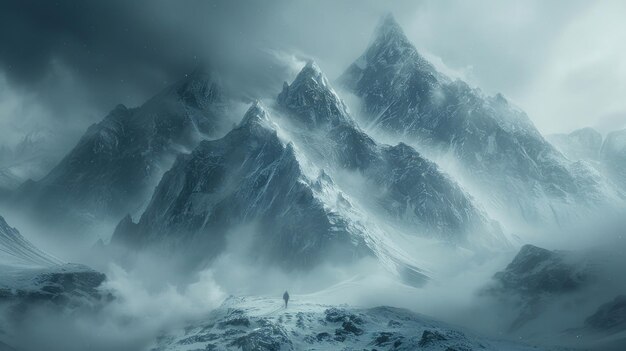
[149,295,547,351]
[276,61,504,247]
[339,14,621,229]
[0,215,105,306]
[14,67,233,230]
[111,102,373,272]
[0,215,60,269]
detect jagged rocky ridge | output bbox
[491,244,592,296]
[14,68,231,228]
[339,14,621,227]
[150,296,546,351]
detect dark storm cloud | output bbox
[0,0,404,123]
[0,0,624,147]
[1,0,206,106]
[0,0,422,147]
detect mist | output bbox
[1,1,626,351]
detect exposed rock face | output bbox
[339,14,620,227]
[149,296,544,351]
[15,68,231,229]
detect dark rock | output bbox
[219,309,251,328]
[339,14,613,225]
[418,330,447,347]
[340,320,364,336]
[373,332,394,346]
[233,324,293,351]
[315,332,332,342]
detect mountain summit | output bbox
[278,60,353,129]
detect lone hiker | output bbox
[283,291,290,308]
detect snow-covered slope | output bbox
[111,63,510,285]
[0,215,105,305]
[339,14,621,229]
[150,295,548,351]
[15,67,233,230]
[0,215,60,269]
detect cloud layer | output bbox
[0,0,624,151]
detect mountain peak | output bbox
[239,101,272,128]
[278,62,353,128]
[338,12,433,90]
[292,59,330,90]
[372,13,409,45]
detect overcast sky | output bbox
[1,0,625,149]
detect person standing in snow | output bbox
[283,291,289,308]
